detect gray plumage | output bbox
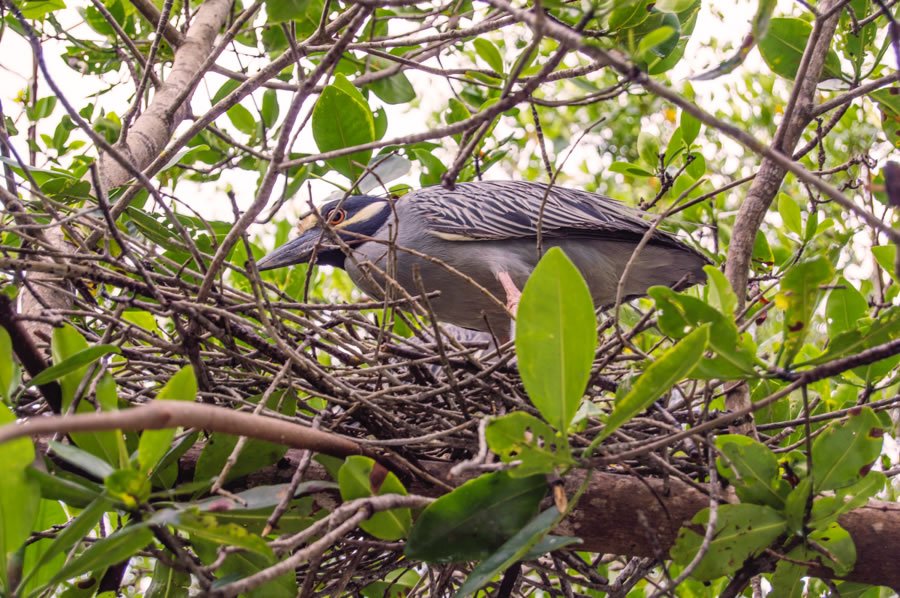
[258,180,710,338]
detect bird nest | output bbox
[1,200,714,595]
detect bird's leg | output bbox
[497,271,522,341]
[497,271,522,315]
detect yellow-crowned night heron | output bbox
[257,180,709,338]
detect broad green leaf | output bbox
[405,472,547,562]
[637,131,660,168]
[193,536,295,598]
[656,0,694,12]
[778,193,802,236]
[27,465,102,508]
[826,278,868,336]
[680,109,701,145]
[811,406,882,492]
[716,435,785,509]
[608,161,654,177]
[0,327,12,402]
[671,503,786,581]
[0,404,38,591]
[516,248,597,432]
[338,456,410,541]
[50,324,90,411]
[18,499,67,598]
[261,89,279,128]
[608,0,653,30]
[16,496,110,595]
[759,18,843,81]
[783,477,812,535]
[777,256,834,366]
[809,522,856,576]
[473,38,504,74]
[49,440,114,479]
[637,26,676,58]
[485,412,575,477]
[871,89,900,150]
[105,469,151,509]
[226,104,256,136]
[46,524,153,588]
[138,366,197,474]
[704,266,737,317]
[810,471,885,530]
[265,0,315,22]
[29,345,120,387]
[157,509,273,557]
[311,74,375,181]
[598,324,709,442]
[367,56,416,105]
[453,507,564,598]
[145,559,190,598]
[871,244,898,283]
[771,558,806,598]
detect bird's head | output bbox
[257,195,392,271]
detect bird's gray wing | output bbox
[406,180,664,243]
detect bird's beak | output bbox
[257,212,328,271]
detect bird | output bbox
[256,180,710,339]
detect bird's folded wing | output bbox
[407,180,659,242]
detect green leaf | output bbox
[138,366,197,474]
[704,266,737,317]
[599,324,709,442]
[812,406,883,492]
[46,524,153,588]
[18,499,67,598]
[671,503,786,581]
[29,345,120,387]
[656,0,694,11]
[105,469,151,509]
[226,104,256,136]
[405,472,547,562]
[485,412,575,477]
[50,324,90,411]
[261,89,279,128]
[609,0,653,31]
[367,57,416,105]
[338,456,410,541]
[778,193,803,236]
[759,18,843,80]
[145,559,190,598]
[680,110,701,145]
[777,256,834,366]
[810,471,885,529]
[16,496,110,596]
[473,38,504,74]
[28,96,58,120]
[825,278,868,336]
[311,74,375,181]
[771,558,806,598]
[265,0,314,22]
[608,161,654,177]
[637,131,660,168]
[158,509,273,557]
[0,327,13,402]
[810,522,856,576]
[872,244,898,283]
[453,507,564,598]
[49,440,114,479]
[716,435,785,509]
[516,247,597,432]
[637,26,676,58]
[0,404,38,591]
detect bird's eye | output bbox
[328,209,346,225]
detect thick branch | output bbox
[725,0,844,309]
